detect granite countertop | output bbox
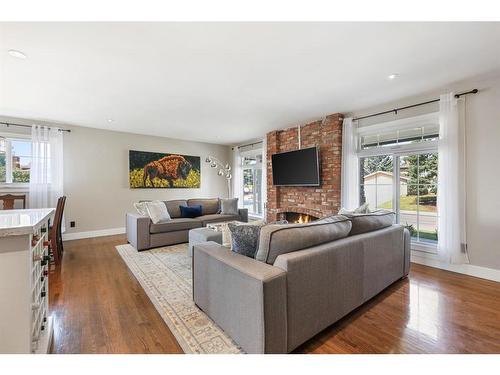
[0,208,55,237]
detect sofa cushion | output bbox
[164,199,187,218]
[220,198,239,215]
[197,213,240,226]
[344,210,395,235]
[255,215,352,264]
[133,202,148,216]
[150,218,202,234]
[180,205,202,218]
[338,202,371,215]
[228,222,264,258]
[144,200,172,224]
[187,198,220,215]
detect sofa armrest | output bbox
[238,208,248,222]
[126,212,151,251]
[193,241,287,353]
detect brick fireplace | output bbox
[266,113,343,222]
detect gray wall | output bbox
[348,72,500,271]
[0,116,231,235]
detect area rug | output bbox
[116,243,243,354]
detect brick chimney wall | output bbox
[266,113,344,222]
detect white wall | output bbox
[0,116,231,235]
[349,71,500,271]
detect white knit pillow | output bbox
[134,202,148,216]
[145,200,171,224]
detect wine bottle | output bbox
[41,291,46,298]
[43,270,48,276]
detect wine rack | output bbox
[0,208,55,354]
[30,226,51,353]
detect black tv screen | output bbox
[271,147,320,186]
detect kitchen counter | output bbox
[0,208,55,237]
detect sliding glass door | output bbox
[359,152,439,251]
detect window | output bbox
[360,124,439,150]
[241,152,263,216]
[357,113,439,251]
[0,137,32,184]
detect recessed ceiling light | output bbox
[107,119,114,123]
[388,73,399,80]
[8,49,27,59]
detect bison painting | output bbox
[129,150,201,189]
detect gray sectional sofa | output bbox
[193,211,411,353]
[126,198,248,251]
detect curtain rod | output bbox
[236,140,263,149]
[0,121,71,133]
[352,89,478,122]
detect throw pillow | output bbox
[144,201,171,224]
[133,202,148,216]
[179,205,202,218]
[338,202,371,215]
[220,198,239,215]
[228,222,264,258]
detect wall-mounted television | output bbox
[271,146,320,186]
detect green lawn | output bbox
[379,195,437,213]
[416,230,438,241]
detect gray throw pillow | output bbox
[228,222,263,258]
[220,198,239,215]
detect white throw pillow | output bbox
[134,202,148,216]
[145,200,171,224]
[338,202,371,215]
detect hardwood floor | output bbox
[49,235,500,354]
[49,235,182,353]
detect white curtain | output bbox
[437,93,469,264]
[340,117,360,210]
[29,125,64,230]
[231,146,243,205]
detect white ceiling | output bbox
[1,22,499,145]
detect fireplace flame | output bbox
[296,213,310,224]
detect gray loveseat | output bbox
[193,211,411,353]
[126,198,248,251]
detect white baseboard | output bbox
[62,227,126,241]
[411,250,500,283]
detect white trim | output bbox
[357,139,438,157]
[62,227,125,241]
[411,250,500,282]
[411,241,438,254]
[357,112,439,135]
[0,131,31,139]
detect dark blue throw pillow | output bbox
[179,205,202,218]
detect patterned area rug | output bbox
[116,243,242,354]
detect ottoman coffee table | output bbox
[188,221,243,257]
[188,227,223,257]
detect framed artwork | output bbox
[129,150,201,188]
